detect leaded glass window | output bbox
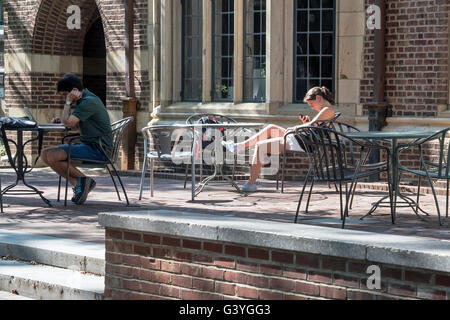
[244,0,266,102]
[182,0,203,101]
[213,0,234,101]
[294,0,335,102]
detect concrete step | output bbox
[0,259,104,300]
[0,229,105,275]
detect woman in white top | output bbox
[222,86,336,192]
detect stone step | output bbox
[0,259,104,300]
[0,229,105,275]
[0,290,34,300]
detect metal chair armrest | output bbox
[61,133,81,144]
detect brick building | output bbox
[2,0,449,178]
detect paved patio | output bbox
[0,167,448,244]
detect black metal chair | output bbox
[278,112,342,192]
[294,126,391,228]
[57,117,134,206]
[184,113,238,189]
[397,127,450,226]
[283,120,388,209]
[138,125,194,200]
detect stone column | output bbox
[283,0,294,105]
[149,0,161,112]
[266,0,285,114]
[234,0,244,103]
[202,0,213,103]
[173,0,182,102]
[336,0,365,116]
[160,0,173,107]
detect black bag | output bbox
[0,117,37,130]
[197,116,224,149]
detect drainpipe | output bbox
[364,0,391,180]
[122,0,138,170]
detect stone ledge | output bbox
[98,210,450,273]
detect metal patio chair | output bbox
[138,125,194,200]
[283,120,388,210]
[294,126,391,228]
[397,127,450,226]
[277,112,342,192]
[57,117,134,206]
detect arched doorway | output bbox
[83,15,107,105]
[31,0,108,109]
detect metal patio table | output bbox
[0,124,68,208]
[188,123,265,201]
[346,130,436,223]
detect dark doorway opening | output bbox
[83,17,106,105]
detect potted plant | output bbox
[215,84,229,99]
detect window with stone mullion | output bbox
[294,0,335,103]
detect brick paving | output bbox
[0,168,448,244]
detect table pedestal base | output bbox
[1,178,53,209]
[194,164,241,197]
[360,191,430,223]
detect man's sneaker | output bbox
[72,184,83,203]
[71,177,96,203]
[73,177,96,205]
[241,182,257,193]
[221,140,238,153]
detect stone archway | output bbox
[31,0,108,113]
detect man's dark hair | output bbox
[57,74,84,92]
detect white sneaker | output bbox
[222,140,238,154]
[242,182,257,193]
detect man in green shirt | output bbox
[42,74,113,205]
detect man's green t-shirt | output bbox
[72,89,113,156]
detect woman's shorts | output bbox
[285,134,303,152]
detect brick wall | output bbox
[4,0,35,53]
[107,71,150,113]
[104,229,450,300]
[361,0,449,117]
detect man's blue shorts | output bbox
[58,143,109,162]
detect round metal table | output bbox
[346,130,436,223]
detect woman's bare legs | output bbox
[248,138,285,185]
[235,124,286,151]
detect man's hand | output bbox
[51,117,62,124]
[66,89,83,103]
